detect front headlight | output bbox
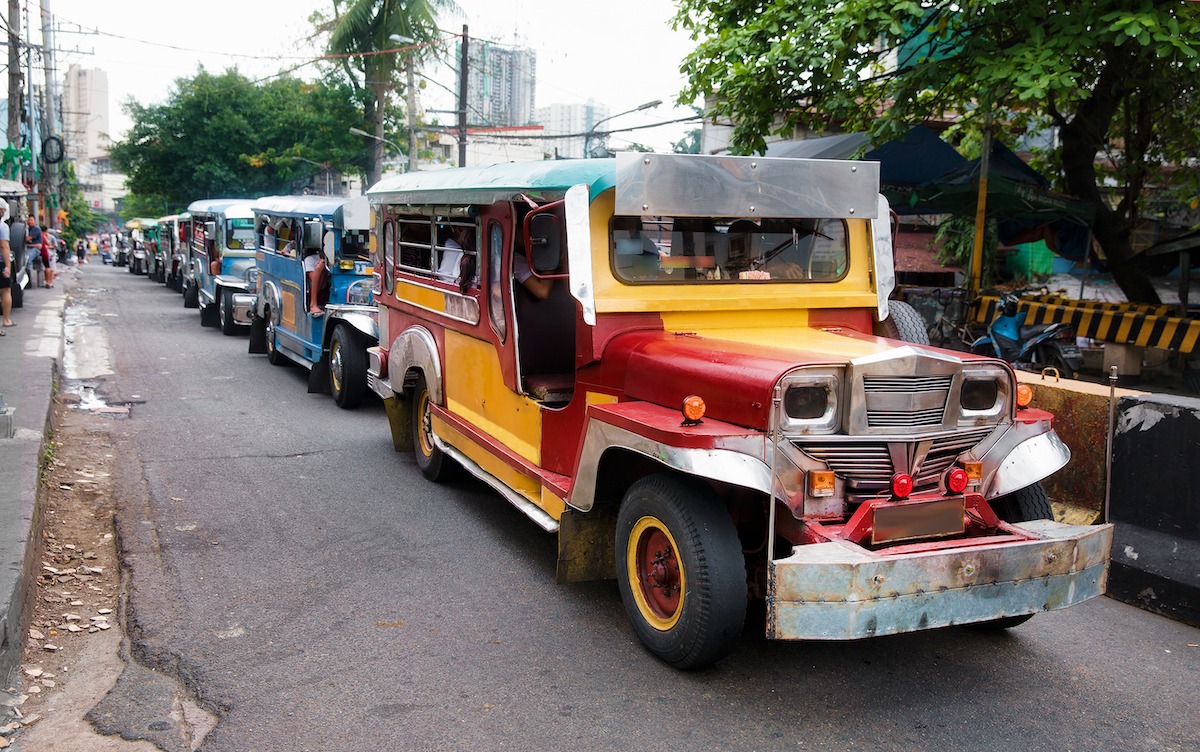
[346,279,373,306]
[778,368,842,434]
[958,364,1010,421]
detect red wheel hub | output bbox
[636,527,681,619]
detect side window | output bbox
[382,220,396,295]
[487,220,506,341]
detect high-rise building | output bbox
[62,64,110,163]
[459,42,536,128]
[534,101,610,160]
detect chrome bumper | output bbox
[367,346,392,399]
[231,293,257,325]
[768,519,1112,640]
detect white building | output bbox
[460,42,537,128]
[534,101,610,160]
[62,65,126,217]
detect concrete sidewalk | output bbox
[0,267,67,703]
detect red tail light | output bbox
[891,473,913,499]
[946,467,969,494]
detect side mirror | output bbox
[527,213,561,273]
[204,221,216,241]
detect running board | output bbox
[433,435,559,533]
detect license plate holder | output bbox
[872,498,966,545]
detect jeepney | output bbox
[184,199,259,332]
[153,212,189,289]
[244,195,378,408]
[124,217,158,275]
[364,154,1112,669]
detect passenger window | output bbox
[488,221,506,341]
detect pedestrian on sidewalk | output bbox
[0,204,13,330]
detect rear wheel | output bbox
[1031,343,1076,379]
[615,474,747,669]
[874,300,930,345]
[329,325,368,409]
[264,307,287,366]
[975,482,1054,630]
[411,373,455,481]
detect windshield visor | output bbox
[611,216,848,284]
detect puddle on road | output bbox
[62,290,131,417]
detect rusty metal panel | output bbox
[767,521,1113,640]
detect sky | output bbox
[47,0,701,152]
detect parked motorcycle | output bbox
[972,292,1084,378]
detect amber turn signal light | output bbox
[959,460,983,485]
[807,470,835,498]
[1016,383,1034,408]
[681,395,706,424]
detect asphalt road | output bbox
[70,262,1200,752]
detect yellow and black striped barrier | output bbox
[1026,294,1175,318]
[972,295,1200,354]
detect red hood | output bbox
[596,329,853,430]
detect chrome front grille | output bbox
[797,426,994,493]
[862,374,952,428]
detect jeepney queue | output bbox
[86,154,1114,669]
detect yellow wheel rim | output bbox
[626,515,685,631]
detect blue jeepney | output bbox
[184,199,260,334]
[245,195,377,408]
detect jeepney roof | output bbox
[156,214,180,223]
[252,194,354,219]
[124,217,158,229]
[367,159,616,206]
[186,198,258,219]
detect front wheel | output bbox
[974,482,1054,631]
[329,325,368,409]
[411,373,455,481]
[615,474,747,669]
[219,288,239,335]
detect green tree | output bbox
[675,0,1200,303]
[109,69,362,210]
[57,161,98,245]
[319,0,459,188]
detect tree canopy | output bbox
[109,69,364,214]
[318,0,459,187]
[675,0,1200,302]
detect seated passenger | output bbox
[513,250,552,301]
[436,225,474,285]
[304,233,329,316]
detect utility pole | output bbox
[6,0,21,164]
[457,24,468,167]
[405,55,418,172]
[40,0,59,230]
[24,2,38,222]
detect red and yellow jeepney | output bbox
[365,154,1112,668]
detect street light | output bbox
[584,99,663,158]
[349,126,406,167]
[389,33,419,172]
[291,156,332,195]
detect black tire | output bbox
[329,325,368,409]
[219,288,239,336]
[874,300,931,346]
[990,481,1053,524]
[182,279,199,308]
[412,373,455,481]
[974,482,1054,631]
[264,307,288,366]
[615,474,747,669]
[1031,343,1076,380]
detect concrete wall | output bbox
[1026,373,1200,626]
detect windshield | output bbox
[226,218,257,251]
[610,216,849,284]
